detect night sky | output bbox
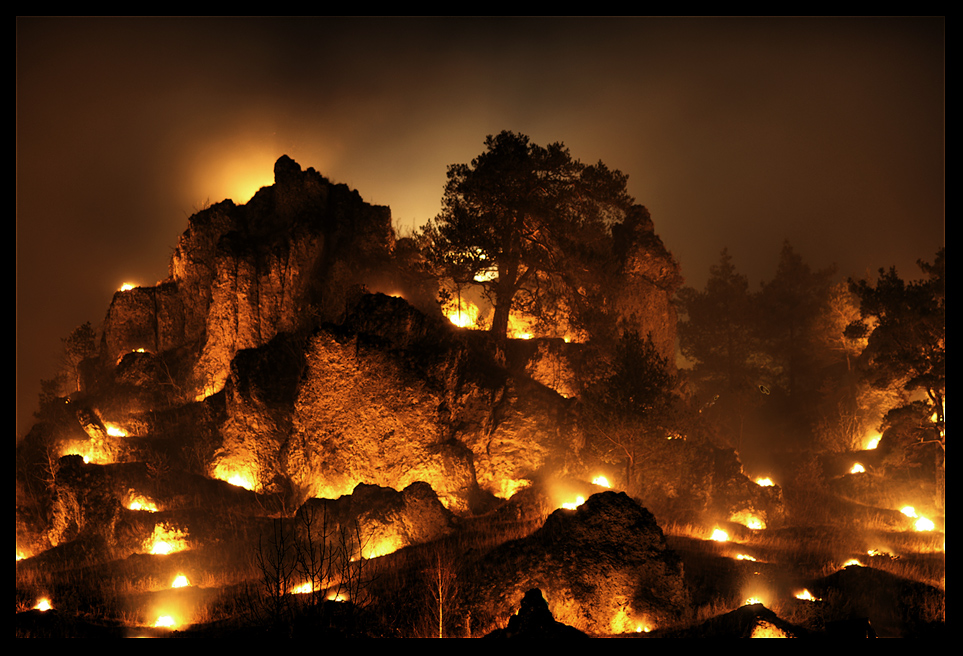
[16,17,944,437]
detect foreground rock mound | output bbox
[467,491,688,635]
[485,588,589,639]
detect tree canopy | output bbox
[424,131,634,339]
[846,248,945,446]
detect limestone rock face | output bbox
[101,156,395,401]
[612,206,683,366]
[467,491,689,635]
[296,482,455,559]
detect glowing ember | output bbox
[710,529,729,542]
[34,598,52,611]
[864,434,882,450]
[592,475,611,488]
[795,589,820,601]
[850,463,865,474]
[144,523,189,555]
[901,506,919,518]
[736,554,757,561]
[154,615,176,628]
[561,496,586,510]
[914,517,935,532]
[754,477,774,487]
[842,558,863,567]
[171,574,190,588]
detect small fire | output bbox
[736,554,757,561]
[119,282,137,291]
[212,461,258,492]
[914,517,935,532]
[635,624,651,633]
[493,478,531,499]
[867,548,897,559]
[864,433,882,450]
[795,589,820,601]
[154,615,176,628]
[730,510,766,530]
[710,528,729,542]
[750,620,788,638]
[443,298,481,329]
[842,558,863,568]
[850,463,866,474]
[171,574,190,588]
[144,523,189,555]
[744,597,763,606]
[901,506,918,518]
[290,581,316,595]
[754,477,774,487]
[561,496,586,510]
[126,493,159,513]
[34,598,52,611]
[592,475,611,488]
[104,423,128,437]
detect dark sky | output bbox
[16,17,944,436]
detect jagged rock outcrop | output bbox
[101,156,395,401]
[466,491,689,635]
[297,482,455,559]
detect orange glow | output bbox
[730,510,766,530]
[710,528,729,542]
[212,461,258,492]
[104,423,128,437]
[443,297,482,329]
[850,463,865,474]
[126,493,159,513]
[736,554,757,561]
[171,574,190,588]
[34,598,52,611]
[864,433,881,450]
[119,282,137,291]
[842,558,863,567]
[290,581,316,595]
[493,478,531,499]
[795,589,820,601]
[561,495,586,510]
[744,596,763,606]
[754,477,774,487]
[592,475,611,488]
[154,615,177,628]
[144,523,189,555]
[750,620,788,638]
[901,506,918,518]
[914,517,935,532]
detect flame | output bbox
[850,463,865,474]
[744,597,763,606]
[144,523,189,555]
[736,554,757,561]
[795,589,820,601]
[126,493,159,513]
[754,477,774,487]
[507,312,535,340]
[154,615,177,628]
[592,475,611,488]
[212,461,258,492]
[914,517,935,532]
[104,423,128,437]
[171,574,190,588]
[290,581,316,595]
[362,537,401,560]
[61,440,112,465]
[443,297,482,329]
[730,510,766,530]
[864,433,881,450]
[34,598,52,611]
[842,558,863,567]
[901,506,918,518]
[561,496,586,510]
[119,282,137,291]
[710,528,729,542]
